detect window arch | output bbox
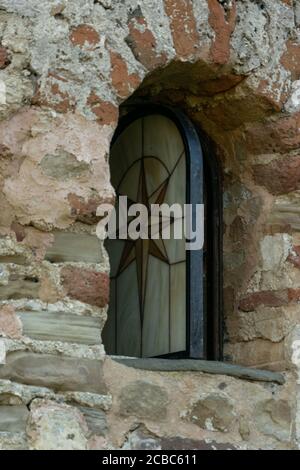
[103,105,222,360]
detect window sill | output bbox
[111,357,285,385]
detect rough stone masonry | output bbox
[0,0,300,450]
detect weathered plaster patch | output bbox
[0,80,6,105]
[285,80,300,113]
[0,339,6,364]
[260,234,293,272]
[1,110,114,229]
[0,305,22,339]
[39,149,90,180]
[0,1,45,17]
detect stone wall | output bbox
[0,0,300,450]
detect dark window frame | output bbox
[110,104,223,361]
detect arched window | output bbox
[103,106,222,360]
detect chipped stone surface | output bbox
[0,273,41,301]
[0,405,28,433]
[268,192,300,232]
[0,110,114,230]
[0,431,28,450]
[225,339,286,370]
[104,358,296,450]
[40,149,90,180]
[285,80,300,113]
[0,378,112,410]
[255,399,292,442]
[253,152,300,195]
[119,380,169,421]
[0,351,107,393]
[123,426,239,450]
[26,400,89,450]
[188,393,236,432]
[78,406,107,437]
[0,296,107,318]
[3,335,105,360]
[0,0,299,451]
[0,305,22,339]
[61,266,109,308]
[228,305,295,344]
[260,234,292,272]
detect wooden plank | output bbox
[112,357,285,385]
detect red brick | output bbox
[288,288,300,303]
[264,224,293,236]
[256,76,289,111]
[61,266,109,308]
[87,92,118,125]
[246,113,300,155]
[0,47,10,69]
[51,83,75,113]
[239,290,288,312]
[109,51,141,99]
[164,0,199,59]
[281,40,300,80]
[32,79,75,113]
[68,193,114,224]
[208,0,237,65]
[70,24,100,49]
[126,14,167,70]
[253,153,300,195]
[288,246,300,268]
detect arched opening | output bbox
[103,104,222,360]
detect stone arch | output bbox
[104,52,295,368]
